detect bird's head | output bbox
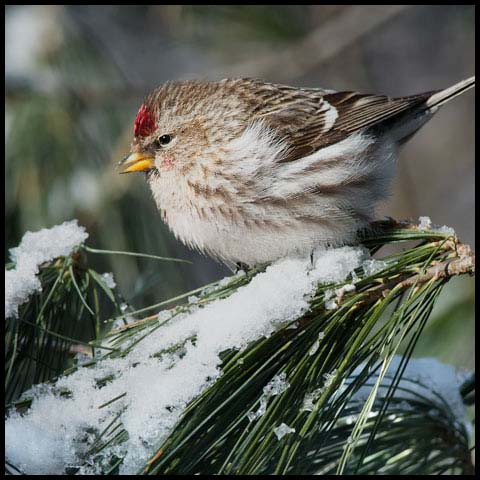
[120,81,235,178]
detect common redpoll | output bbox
[121,77,475,266]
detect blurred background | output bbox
[5,5,475,369]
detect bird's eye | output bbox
[158,134,172,146]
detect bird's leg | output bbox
[310,250,315,267]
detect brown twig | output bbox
[342,239,475,309]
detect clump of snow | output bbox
[5,245,367,474]
[324,300,337,310]
[325,283,357,310]
[274,423,295,440]
[263,372,290,397]
[73,351,92,367]
[302,369,339,412]
[323,370,338,388]
[313,247,369,284]
[362,259,388,276]
[433,225,456,236]
[218,276,233,288]
[6,402,79,475]
[336,283,356,297]
[248,372,290,422]
[418,216,432,229]
[309,332,326,356]
[101,272,116,289]
[324,289,337,310]
[5,220,88,318]
[309,342,319,356]
[417,216,456,237]
[111,304,141,329]
[112,303,138,328]
[302,387,324,412]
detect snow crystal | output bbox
[309,341,320,356]
[302,387,324,412]
[5,220,88,318]
[73,352,91,367]
[433,225,456,236]
[5,245,367,474]
[324,299,338,310]
[263,372,290,397]
[218,276,232,287]
[101,272,116,289]
[113,304,137,328]
[248,402,267,422]
[274,423,295,440]
[418,216,432,229]
[301,369,338,412]
[309,332,325,356]
[323,370,337,388]
[326,283,357,310]
[302,396,315,412]
[248,372,290,422]
[362,259,388,276]
[417,216,456,237]
[335,283,356,297]
[324,289,334,300]
[112,316,135,330]
[323,289,336,310]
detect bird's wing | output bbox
[247,82,432,163]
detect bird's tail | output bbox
[392,76,475,144]
[425,76,475,111]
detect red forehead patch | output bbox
[134,104,156,138]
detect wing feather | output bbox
[237,79,433,164]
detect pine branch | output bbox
[5,220,475,475]
[5,248,121,403]
[139,221,474,475]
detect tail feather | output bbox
[392,76,475,144]
[426,76,475,110]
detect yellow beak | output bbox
[119,152,155,174]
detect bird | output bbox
[120,77,475,267]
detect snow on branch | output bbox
[4,217,475,475]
